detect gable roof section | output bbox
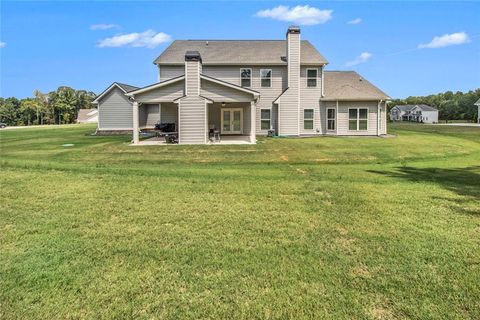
[126,75,185,96]
[392,105,416,112]
[412,104,438,112]
[475,98,480,106]
[200,74,260,98]
[154,40,328,65]
[321,71,390,101]
[93,82,139,103]
[77,108,98,122]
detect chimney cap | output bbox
[287,26,301,34]
[185,51,202,62]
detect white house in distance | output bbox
[390,104,438,124]
[475,98,480,123]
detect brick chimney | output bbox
[185,51,202,96]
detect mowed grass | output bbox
[0,123,479,319]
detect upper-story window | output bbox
[260,69,272,88]
[240,68,252,87]
[306,69,317,87]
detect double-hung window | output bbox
[327,108,336,131]
[260,109,271,130]
[260,69,272,87]
[306,68,317,87]
[348,108,368,131]
[304,109,314,130]
[240,68,252,87]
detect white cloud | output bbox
[418,32,470,49]
[90,24,120,30]
[97,30,171,48]
[0,42,5,48]
[345,52,372,67]
[255,5,332,25]
[347,18,362,25]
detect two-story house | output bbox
[93,26,390,144]
[390,104,438,124]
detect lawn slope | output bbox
[1,123,479,319]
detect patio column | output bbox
[250,100,256,143]
[132,101,139,144]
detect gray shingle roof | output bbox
[76,109,98,122]
[116,82,139,93]
[394,104,438,112]
[154,40,328,65]
[322,71,390,100]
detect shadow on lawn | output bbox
[369,166,480,216]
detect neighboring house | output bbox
[93,26,390,144]
[475,98,480,123]
[390,104,438,124]
[77,108,98,123]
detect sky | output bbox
[1,1,479,99]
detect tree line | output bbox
[0,87,96,126]
[387,89,480,122]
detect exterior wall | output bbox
[185,60,201,96]
[420,111,438,123]
[278,30,301,135]
[140,104,160,128]
[299,66,323,135]
[202,65,288,135]
[178,96,207,144]
[134,81,184,103]
[336,101,380,136]
[381,102,387,135]
[159,65,184,82]
[160,103,178,125]
[98,87,133,130]
[390,107,404,121]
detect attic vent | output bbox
[281,56,287,62]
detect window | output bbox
[260,69,272,87]
[304,109,314,130]
[261,109,271,130]
[240,68,251,87]
[327,108,335,131]
[349,108,368,131]
[306,68,317,87]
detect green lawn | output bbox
[1,122,479,319]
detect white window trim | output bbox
[260,69,272,88]
[306,68,318,88]
[303,108,315,130]
[348,107,369,131]
[240,68,252,88]
[260,108,271,131]
[326,107,336,131]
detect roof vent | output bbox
[185,51,202,62]
[280,56,287,62]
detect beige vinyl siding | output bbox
[200,79,253,102]
[381,102,387,134]
[202,65,286,135]
[98,87,133,129]
[135,81,184,103]
[299,66,323,135]
[139,104,160,128]
[178,96,207,144]
[336,101,379,136]
[185,60,200,96]
[160,103,178,125]
[279,31,300,135]
[159,65,184,82]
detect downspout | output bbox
[321,65,325,98]
[377,100,383,136]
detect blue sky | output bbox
[1,1,479,99]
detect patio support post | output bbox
[132,101,139,144]
[250,100,256,143]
